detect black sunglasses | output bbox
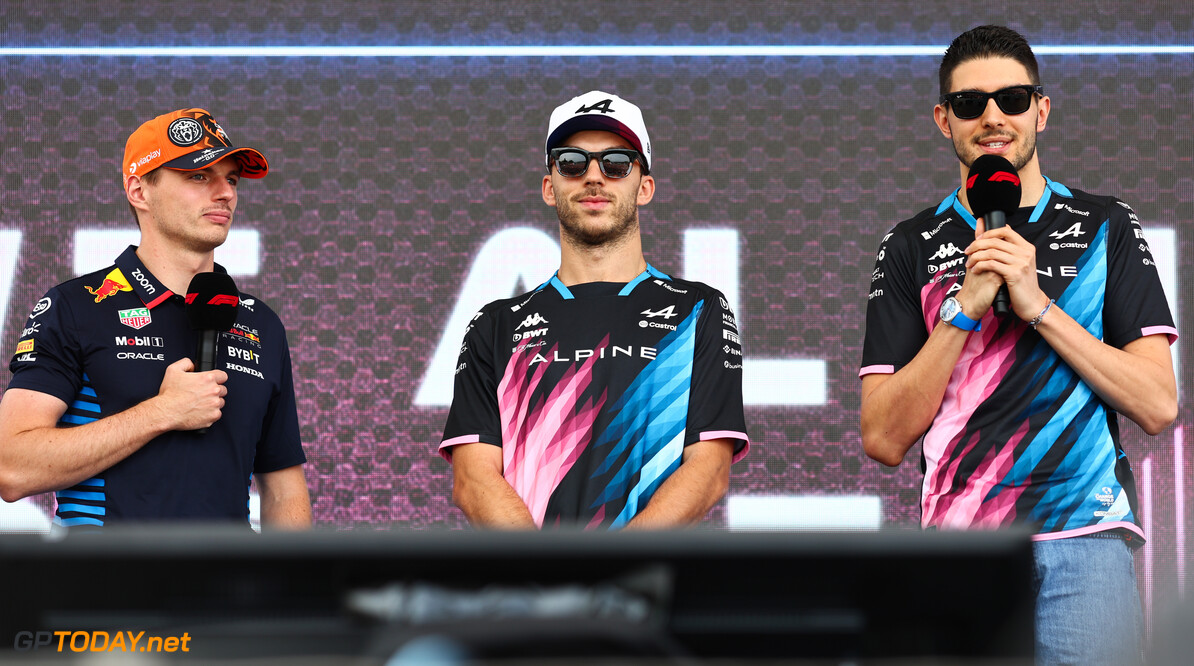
[939,85,1043,120]
[549,147,643,179]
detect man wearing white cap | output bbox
[440,91,749,529]
[0,108,310,529]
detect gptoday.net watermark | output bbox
[14,631,191,653]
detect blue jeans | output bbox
[1032,535,1143,666]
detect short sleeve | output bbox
[7,287,85,404]
[861,227,928,377]
[252,331,307,473]
[686,289,749,462]
[1101,200,1178,348]
[439,308,502,461]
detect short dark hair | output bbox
[939,25,1041,96]
[127,167,164,228]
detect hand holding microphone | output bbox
[184,272,240,433]
[965,155,1022,317]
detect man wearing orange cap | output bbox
[0,108,311,529]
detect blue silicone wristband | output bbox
[948,310,981,332]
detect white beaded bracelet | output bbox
[1028,299,1054,329]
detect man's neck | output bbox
[556,233,647,286]
[134,239,216,296]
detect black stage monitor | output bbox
[0,527,1034,663]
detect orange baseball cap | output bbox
[122,108,268,183]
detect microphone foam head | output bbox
[966,154,1023,219]
[185,272,240,331]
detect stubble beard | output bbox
[955,128,1038,172]
[557,190,640,250]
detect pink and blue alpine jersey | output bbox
[861,179,1176,540]
[441,265,749,529]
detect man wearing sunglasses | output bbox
[440,91,748,529]
[860,26,1176,664]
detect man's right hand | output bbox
[154,358,229,431]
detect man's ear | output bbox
[636,174,655,206]
[542,174,556,207]
[126,174,150,211]
[933,104,953,140]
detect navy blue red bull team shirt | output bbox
[7,245,306,526]
[440,265,750,529]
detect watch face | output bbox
[940,297,960,322]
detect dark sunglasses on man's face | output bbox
[550,147,642,179]
[939,85,1043,120]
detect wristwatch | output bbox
[939,296,981,331]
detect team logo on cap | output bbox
[577,98,615,115]
[168,118,205,147]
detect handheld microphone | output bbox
[965,155,1022,317]
[185,272,239,433]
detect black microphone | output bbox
[965,155,1022,317]
[185,272,239,433]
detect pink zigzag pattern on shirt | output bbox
[498,337,608,527]
[954,417,1031,529]
[921,286,1022,529]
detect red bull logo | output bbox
[85,270,133,303]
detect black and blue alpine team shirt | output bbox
[441,265,749,529]
[7,246,305,526]
[861,179,1176,541]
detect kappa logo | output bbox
[516,312,549,330]
[85,269,133,303]
[929,243,964,261]
[1049,222,1085,240]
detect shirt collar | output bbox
[544,264,670,300]
[113,245,230,310]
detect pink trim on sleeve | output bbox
[700,430,751,463]
[1141,325,1179,345]
[859,364,895,378]
[437,434,481,462]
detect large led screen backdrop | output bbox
[1,0,1190,623]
